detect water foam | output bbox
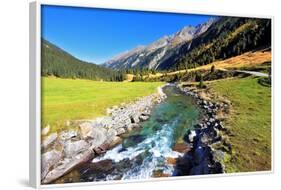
[92,117,183,180]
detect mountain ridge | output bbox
[103,17,218,70]
[103,17,271,71]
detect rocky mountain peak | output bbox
[102,17,218,70]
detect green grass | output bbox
[42,77,163,132]
[209,76,271,172]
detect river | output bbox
[55,84,201,183]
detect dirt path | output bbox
[234,70,269,77]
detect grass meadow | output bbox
[42,77,163,132]
[209,76,271,172]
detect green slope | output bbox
[41,39,125,81]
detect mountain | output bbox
[41,39,125,81]
[103,17,271,71]
[103,17,217,70]
[171,17,271,71]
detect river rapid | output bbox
[56,84,201,183]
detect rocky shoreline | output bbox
[173,84,232,176]
[41,86,167,184]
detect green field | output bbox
[42,77,163,132]
[209,76,271,172]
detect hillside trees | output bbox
[175,17,271,71]
[41,39,126,81]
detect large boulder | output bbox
[64,140,89,158]
[41,150,63,179]
[90,127,107,147]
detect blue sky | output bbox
[42,5,211,64]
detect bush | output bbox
[211,65,216,73]
[198,74,206,88]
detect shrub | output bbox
[198,74,206,88]
[211,65,216,73]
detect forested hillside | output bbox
[41,39,126,81]
[170,17,271,70]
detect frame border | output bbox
[29,0,274,188]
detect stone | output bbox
[79,122,93,139]
[130,114,140,123]
[41,150,63,179]
[139,115,149,122]
[126,125,133,132]
[106,128,117,140]
[209,118,216,123]
[64,140,89,158]
[90,127,107,147]
[93,143,109,155]
[184,129,197,143]
[203,100,207,105]
[188,130,197,142]
[203,105,209,109]
[88,159,114,172]
[116,127,126,135]
[108,136,122,147]
[41,125,50,136]
[166,157,177,165]
[42,133,57,149]
[59,131,77,141]
[172,143,190,153]
[42,149,95,184]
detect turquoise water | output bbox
[56,85,201,183]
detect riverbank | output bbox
[41,77,270,183]
[209,77,271,172]
[41,86,167,184]
[174,83,232,175]
[42,77,164,133]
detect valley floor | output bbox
[42,72,272,174]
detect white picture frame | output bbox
[29,1,274,188]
